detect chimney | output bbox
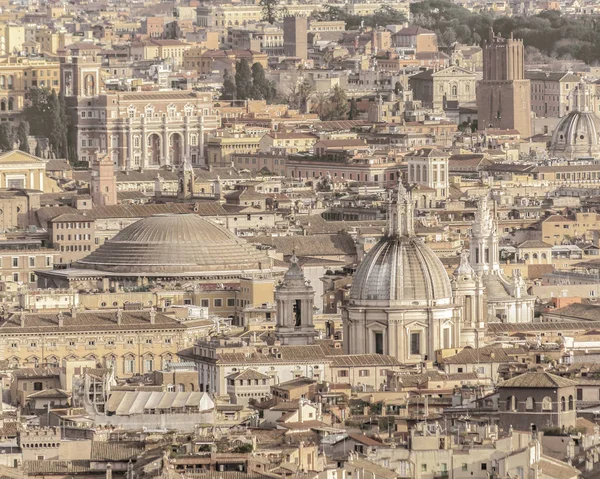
[71,306,77,319]
[58,312,64,328]
[19,313,25,328]
[116,309,122,325]
[149,307,156,324]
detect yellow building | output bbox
[0,150,48,190]
[0,56,61,119]
[35,28,70,55]
[1,24,25,56]
[0,309,211,377]
[206,134,262,166]
[541,212,600,245]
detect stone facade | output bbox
[61,44,219,168]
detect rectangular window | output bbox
[374,332,384,355]
[29,257,35,267]
[462,464,468,472]
[214,299,223,307]
[201,299,209,308]
[227,298,235,307]
[577,388,583,401]
[12,257,18,268]
[124,359,134,373]
[338,370,348,377]
[410,332,421,355]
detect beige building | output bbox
[391,26,438,53]
[258,132,317,155]
[541,212,599,244]
[0,309,209,378]
[409,65,477,110]
[526,71,580,118]
[1,24,25,56]
[0,150,48,190]
[206,133,262,166]
[406,148,450,201]
[0,56,61,120]
[49,213,97,265]
[61,44,219,168]
[0,245,58,287]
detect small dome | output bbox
[76,214,270,274]
[350,235,452,306]
[550,110,600,160]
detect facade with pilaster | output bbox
[61,42,219,168]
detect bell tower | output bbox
[177,157,194,200]
[452,250,486,347]
[275,254,317,346]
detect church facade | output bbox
[342,184,535,364]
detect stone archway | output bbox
[148,133,161,166]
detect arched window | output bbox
[177,383,185,392]
[525,397,535,411]
[542,396,552,411]
[561,396,566,411]
[0,100,5,111]
[452,85,458,96]
[84,74,95,96]
[7,97,13,111]
[8,75,13,89]
[569,395,574,410]
[0,76,5,89]
[506,396,516,411]
[533,253,538,260]
[541,253,547,260]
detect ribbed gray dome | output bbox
[350,236,452,305]
[76,214,270,274]
[550,110,600,160]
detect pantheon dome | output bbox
[549,110,600,160]
[350,236,452,306]
[75,214,271,275]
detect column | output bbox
[163,123,169,166]
[184,117,190,160]
[141,121,147,169]
[29,171,34,189]
[126,121,133,170]
[198,116,205,164]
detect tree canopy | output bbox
[22,87,70,159]
[410,0,600,63]
[222,61,277,102]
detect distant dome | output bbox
[350,236,452,306]
[550,110,600,160]
[76,214,270,274]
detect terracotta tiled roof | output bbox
[499,372,577,389]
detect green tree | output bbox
[235,59,253,100]
[0,123,14,151]
[48,90,68,158]
[17,120,30,153]
[324,85,349,121]
[221,69,236,100]
[348,98,359,120]
[368,6,407,27]
[260,0,281,24]
[23,87,52,138]
[251,62,275,102]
